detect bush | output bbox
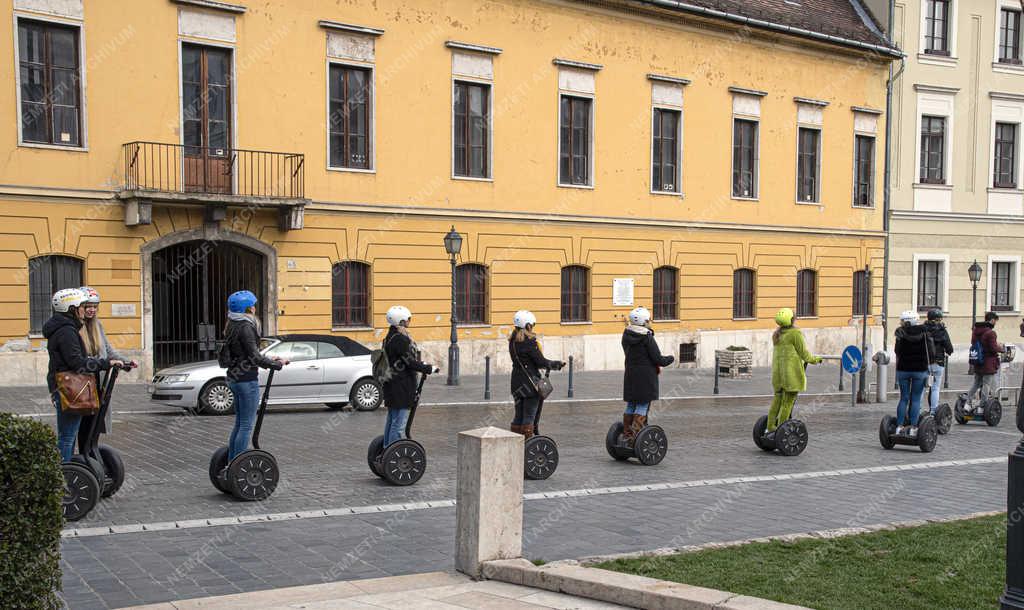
[725,345,750,351]
[0,413,64,609]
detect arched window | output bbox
[653,266,678,321]
[561,265,589,322]
[732,268,756,319]
[29,255,83,334]
[331,261,369,327]
[796,269,817,317]
[456,263,488,324]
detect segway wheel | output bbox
[367,435,386,478]
[776,420,808,457]
[879,415,896,450]
[62,462,100,522]
[985,398,1003,427]
[634,425,668,466]
[605,422,629,461]
[954,395,967,425]
[208,446,231,494]
[753,415,773,452]
[97,444,125,498]
[918,416,938,453]
[524,436,559,480]
[934,404,953,435]
[381,440,426,486]
[227,450,279,501]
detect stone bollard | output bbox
[455,426,524,578]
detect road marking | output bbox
[61,456,1007,539]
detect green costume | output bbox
[767,326,822,431]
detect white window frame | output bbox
[994,0,1024,67]
[912,253,950,312]
[918,0,958,62]
[650,105,683,196]
[988,95,1024,191]
[557,92,595,189]
[914,91,955,187]
[325,59,376,173]
[12,11,89,151]
[451,77,494,182]
[986,255,1021,313]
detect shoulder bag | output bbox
[513,342,553,399]
[56,371,99,415]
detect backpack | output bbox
[217,324,239,369]
[371,335,395,384]
[969,338,986,367]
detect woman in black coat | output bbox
[381,306,437,446]
[621,307,674,443]
[509,310,564,438]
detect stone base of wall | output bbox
[0,350,151,388]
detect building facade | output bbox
[0,0,895,384]
[876,0,1024,354]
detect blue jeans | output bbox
[228,380,260,460]
[384,407,410,446]
[896,370,928,427]
[52,392,81,462]
[624,402,650,416]
[927,363,944,413]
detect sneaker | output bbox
[909,427,918,438]
[895,426,904,436]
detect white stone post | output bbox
[455,426,523,578]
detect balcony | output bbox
[118,141,308,230]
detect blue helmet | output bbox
[227,290,258,313]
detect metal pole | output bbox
[713,355,720,395]
[483,355,491,400]
[858,266,870,403]
[446,254,460,386]
[567,355,574,398]
[1001,382,1024,608]
[838,366,844,392]
[851,372,857,409]
[973,281,979,327]
[944,354,950,389]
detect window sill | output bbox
[730,196,759,202]
[451,175,494,183]
[557,183,594,190]
[993,61,1024,74]
[651,189,683,198]
[331,326,374,332]
[19,141,88,152]
[851,203,876,209]
[560,321,592,326]
[732,317,757,321]
[796,316,819,320]
[327,166,375,174]
[913,182,953,191]
[457,323,491,328]
[988,187,1023,194]
[29,333,43,339]
[653,319,680,323]
[795,200,823,207]
[918,53,958,67]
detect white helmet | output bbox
[899,310,919,325]
[513,310,536,329]
[385,305,412,326]
[79,286,100,304]
[628,306,651,326]
[52,288,88,313]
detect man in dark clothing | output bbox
[924,309,954,415]
[967,311,1005,410]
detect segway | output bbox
[61,362,135,522]
[605,408,668,466]
[750,361,824,457]
[953,392,1003,427]
[367,372,429,486]
[209,367,280,501]
[523,371,558,480]
[879,412,938,453]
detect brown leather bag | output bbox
[55,371,99,415]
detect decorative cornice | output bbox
[170,0,246,14]
[990,91,1024,103]
[794,96,829,107]
[445,41,502,55]
[729,86,767,97]
[318,20,384,37]
[852,106,883,115]
[647,73,691,85]
[891,209,1024,224]
[552,58,603,71]
[913,84,960,94]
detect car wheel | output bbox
[198,379,235,415]
[351,378,382,411]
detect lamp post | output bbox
[1001,386,1024,608]
[969,260,983,327]
[444,226,462,386]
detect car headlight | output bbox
[160,374,189,383]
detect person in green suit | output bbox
[766,308,823,433]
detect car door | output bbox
[317,341,352,403]
[261,340,323,403]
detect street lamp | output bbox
[969,260,983,327]
[444,226,463,386]
[1001,391,1024,609]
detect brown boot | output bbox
[622,414,635,441]
[631,414,648,439]
[521,423,536,440]
[510,424,523,435]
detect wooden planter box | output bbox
[715,349,752,379]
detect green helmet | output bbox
[775,308,794,327]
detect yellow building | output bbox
[0,0,898,383]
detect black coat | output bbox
[924,321,954,364]
[381,327,432,409]
[509,334,560,399]
[622,328,674,403]
[895,324,934,373]
[224,319,280,382]
[43,313,110,394]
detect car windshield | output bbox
[259,338,275,351]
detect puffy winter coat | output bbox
[771,327,822,393]
[509,332,560,399]
[382,327,433,409]
[621,326,674,404]
[43,312,110,394]
[895,324,934,373]
[924,321,954,365]
[971,322,1002,375]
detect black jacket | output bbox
[381,327,433,409]
[509,333,560,399]
[43,313,110,394]
[622,327,674,403]
[924,321,954,364]
[224,318,280,382]
[895,324,934,373]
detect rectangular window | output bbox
[653,267,678,321]
[559,96,591,186]
[732,119,758,198]
[853,135,875,207]
[852,270,870,316]
[924,0,951,55]
[994,122,1018,189]
[917,260,944,310]
[732,269,756,319]
[1000,9,1022,64]
[29,255,83,334]
[797,128,820,203]
[453,81,490,178]
[328,64,371,169]
[18,19,82,147]
[992,261,1014,311]
[796,270,817,317]
[920,115,946,184]
[331,262,370,327]
[455,264,488,324]
[652,108,680,193]
[560,266,589,322]
[679,342,697,364]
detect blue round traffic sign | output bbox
[842,345,864,374]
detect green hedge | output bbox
[0,412,64,609]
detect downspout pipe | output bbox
[882,0,905,352]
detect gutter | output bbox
[881,0,905,351]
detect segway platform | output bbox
[752,415,808,456]
[604,420,668,465]
[953,393,1002,427]
[522,371,559,480]
[879,413,938,453]
[367,373,429,486]
[209,367,281,501]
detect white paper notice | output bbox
[613,278,634,306]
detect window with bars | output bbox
[652,108,680,193]
[992,261,1015,312]
[796,270,817,317]
[560,266,589,322]
[678,342,697,363]
[797,128,820,203]
[331,261,369,327]
[924,0,951,55]
[994,122,1018,189]
[328,64,371,169]
[29,255,83,334]
[18,19,82,147]
[653,266,678,321]
[733,269,756,319]
[453,81,489,178]
[917,260,944,311]
[456,264,488,324]
[854,135,875,207]
[920,116,946,184]
[559,96,591,186]
[1000,9,1022,64]
[732,119,758,198]
[852,270,870,316]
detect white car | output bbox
[149,334,382,415]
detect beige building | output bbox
[870,0,1024,354]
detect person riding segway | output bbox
[923,309,954,433]
[955,311,1008,427]
[879,311,938,452]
